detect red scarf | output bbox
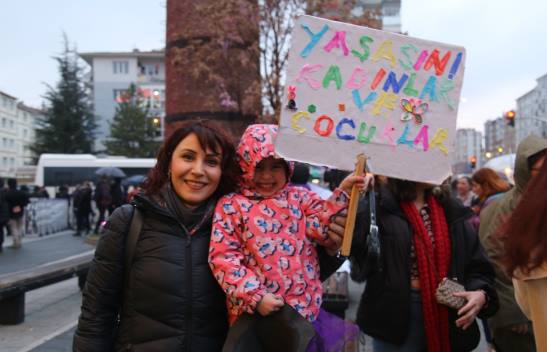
[401,195,451,352]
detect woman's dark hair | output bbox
[142,120,239,198]
[471,167,511,201]
[501,157,547,276]
[385,177,451,204]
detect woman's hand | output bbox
[339,174,374,195]
[453,290,487,330]
[325,210,347,255]
[256,293,284,316]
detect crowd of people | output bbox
[0,178,30,251]
[0,175,146,250]
[69,120,545,352]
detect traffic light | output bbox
[505,110,515,127]
[469,155,477,169]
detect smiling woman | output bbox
[169,133,223,207]
[73,120,240,351]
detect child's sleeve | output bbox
[301,187,349,244]
[208,196,266,315]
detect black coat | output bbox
[73,188,92,215]
[5,188,29,219]
[74,193,344,352]
[350,187,499,352]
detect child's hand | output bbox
[339,174,374,195]
[256,293,284,316]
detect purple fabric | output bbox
[306,309,360,352]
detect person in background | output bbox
[468,196,482,232]
[73,182,93,237]
[0,179,10,253]
[471,168,511,209]
[479,135,547,352]
[31,186,49,198]
[109,178,125,214]
[456,176,474,207]
[349,178,498,351]
[5,178,29,249]
[56,185,70,200]
[93,176,112,234]
[126,185,142,203]
[499,153,547,351]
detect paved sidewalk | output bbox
[0,278,82,352]
[0,230,95,275]
[29,327,76,352]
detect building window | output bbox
[23,129,28,138]
[141,63,160,76]
[9,139,14,148]
[113,61,129,74]
[9,120,14,129]
[2,138,6,148]
[2,157,7,166]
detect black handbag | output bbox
[350,188,382,282]
[222,305,316,352]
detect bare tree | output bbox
[259,0,383,123]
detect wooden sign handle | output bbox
[340,154,366,257]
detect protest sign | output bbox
[276,15,466,184]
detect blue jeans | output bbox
[372,289,426,352]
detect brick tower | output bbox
[165,0,261,140]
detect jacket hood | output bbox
[513,135,547,193]
[236,124,293,196]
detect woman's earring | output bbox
[167,169,171,179]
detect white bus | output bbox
[34,154,156,186]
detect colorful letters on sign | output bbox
[276,15,466,184]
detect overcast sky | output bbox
[1,0,546,132]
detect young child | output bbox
[209,124,364,350]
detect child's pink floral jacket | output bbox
[208,124,349,325]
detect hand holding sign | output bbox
[276,15,466,255]
[276,15,465,185]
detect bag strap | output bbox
[367,186,382,272]
[124,206,143,288]
[369,186,377,227]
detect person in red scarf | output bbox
[349,178,499,351]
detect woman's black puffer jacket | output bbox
[350,186,499,351]
[73,193,228,352]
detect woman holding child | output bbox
[73,121,347,352]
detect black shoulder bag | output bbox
[111,205,143,348]
[124,206,143,281]
[350,188,382,282]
